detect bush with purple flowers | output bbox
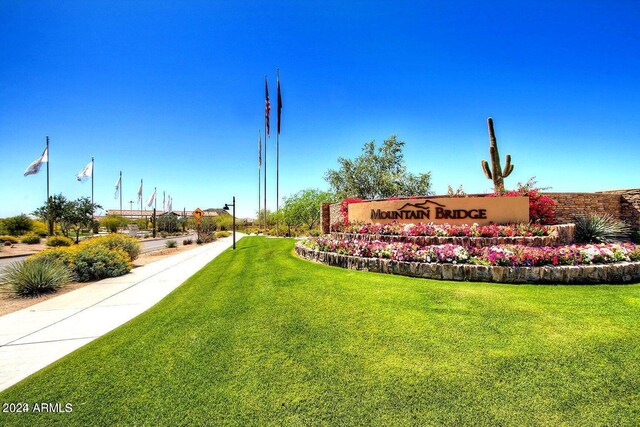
[304,237,640,267]
[333,221,550,238]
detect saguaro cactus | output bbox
[481,117,514,193]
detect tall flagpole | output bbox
[153,187,157,238]
[119,171,123,217]
[258,130,262,231]
[46,136,50,201]
[264,76,270,230]
[91,157,95,207]
[140,179,143,213]
[276,68,281,215]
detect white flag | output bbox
[162,191,166,211]
[137,181,143,202]
[146,188,156,208]
[167,195,173,212]
[76,160,93,182]
[114,175,121,199]
[24,146,49,176]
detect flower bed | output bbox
[331,232,557,248]
[333,221,551,237]
[296,241,640,284]
[306,237,639,267]
[331,222,577,247]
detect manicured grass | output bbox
[2,237,640,426]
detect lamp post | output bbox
[223,196,236,250]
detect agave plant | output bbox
[573,214,631,243]
[0,258,74,296]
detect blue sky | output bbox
[1,1,639,218]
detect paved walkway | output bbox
[0,235,242,392]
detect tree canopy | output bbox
[277,189,336,233]
[324,135,433,200]
[62,197,101,243]
[33,194,69,236]
[34,194,100,239]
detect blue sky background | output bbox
[1,1,639,218]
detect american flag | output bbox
[265,77,271,136]
[277,72,282,135]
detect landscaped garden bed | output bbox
[331,221,576,247]
[297,237,640,284]
[331,232,558,248]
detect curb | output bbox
[0,253,31,260]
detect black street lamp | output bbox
[223,196,236,250]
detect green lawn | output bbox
[2,237,640,426]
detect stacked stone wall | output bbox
[545,192,622,225]
[598,189,640,230]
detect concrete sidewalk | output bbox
[0,235,242,392]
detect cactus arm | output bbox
[505,163,514,177]
[502,154,513,177]
[481,160,492,179]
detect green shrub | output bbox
[632,230,640,244]
[160,231,168,238]
[165,240,177,248]
[157,215,178,233]
[31,247,78,267]
[0,235,20,244]
[20,234,41,244]
[196,238,203,245]
[31,244,130,282]
[183,239,193,245]
[214,215,233,231]
[199,217,218,233]
[206,235,218,243]
[214,231,231,238]
[101,215,128,233]
[81,234,141,261]
[308,228,321,237]
[0,258,74,296]
[32,220,48,237]
[4,214,33,236]
[46,235,74,247]
[73,245,131,282]
[574,214,631,243]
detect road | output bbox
[0,233,197,270]
[139,233,197,253]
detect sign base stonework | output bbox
[347,196,529,226]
